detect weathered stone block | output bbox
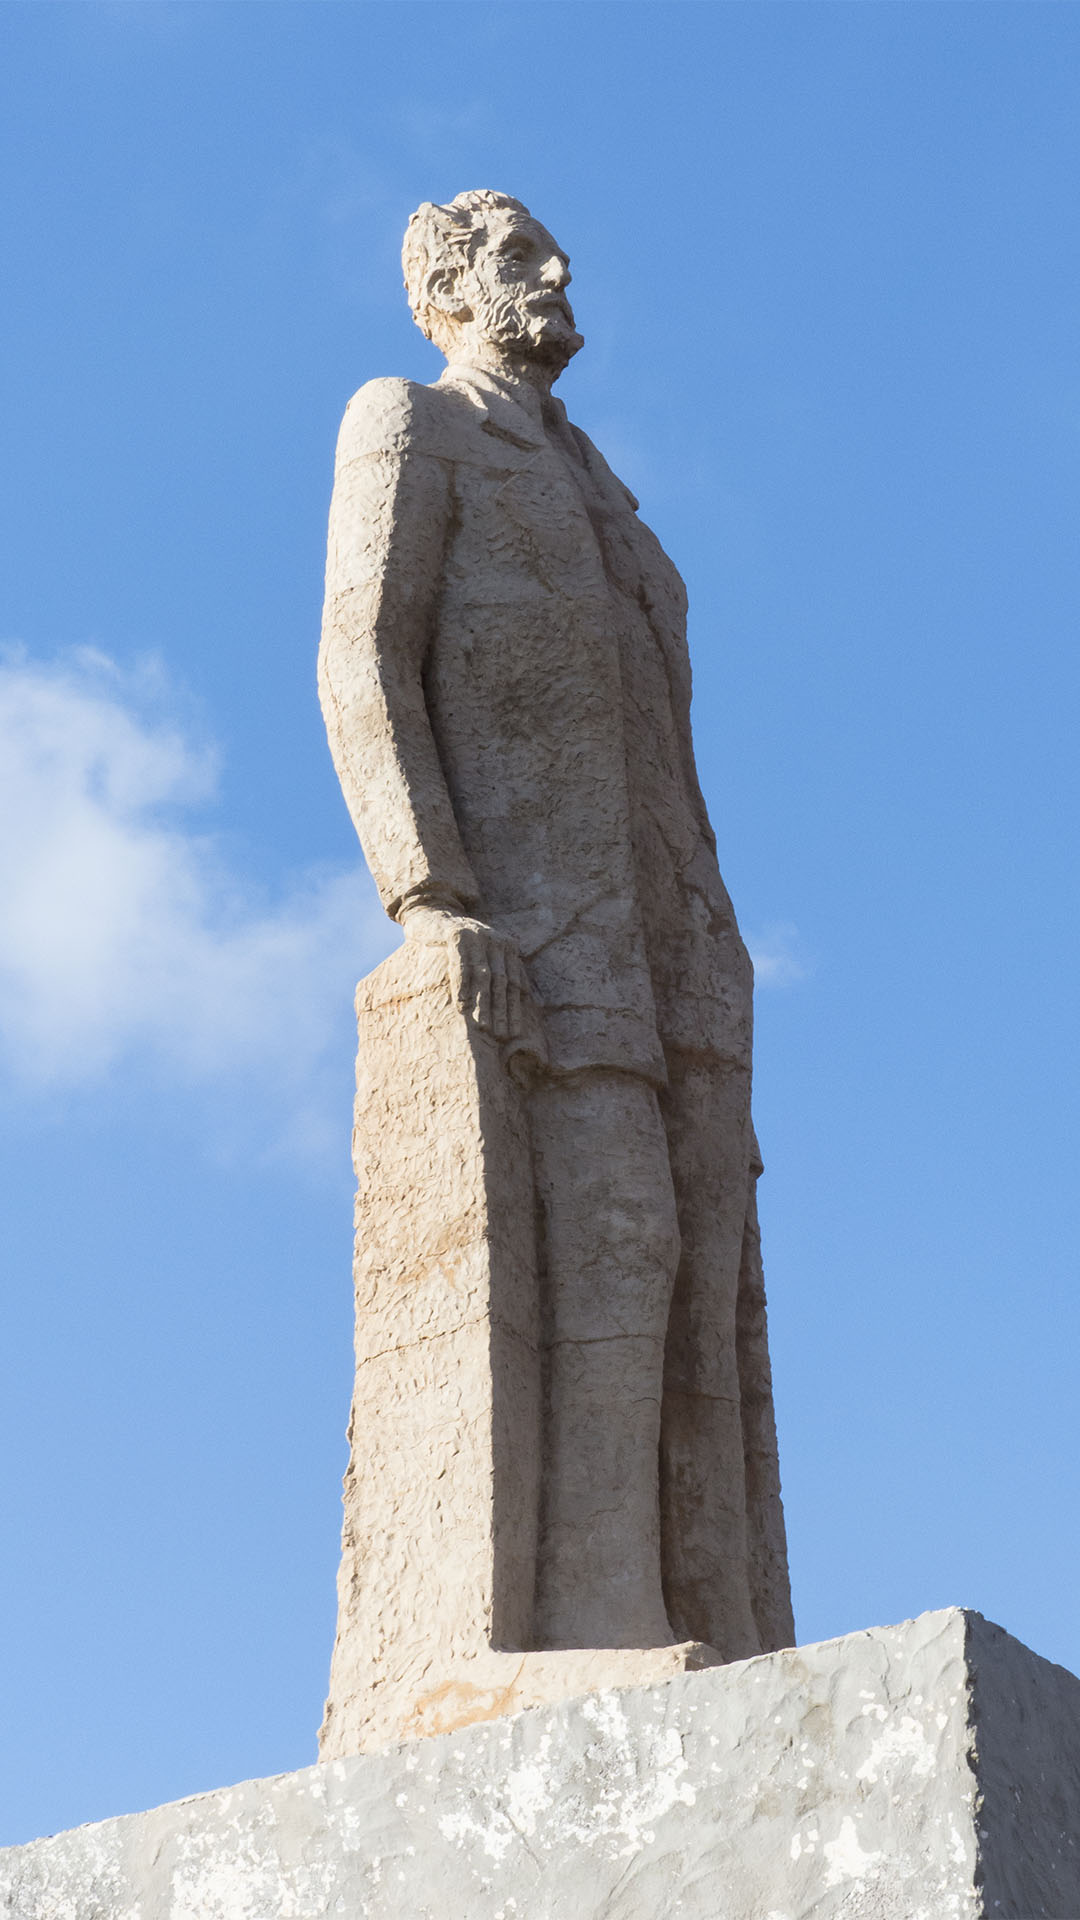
[4,1609,1080,1917]
[323,939,547,1758]
[323,940,790,1760]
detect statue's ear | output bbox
[425,264,468,320]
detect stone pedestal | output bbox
[321,940,545,1758]
[5,1609,1080,1917]
[323,942,793,1761]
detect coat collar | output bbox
[437,362,553,451]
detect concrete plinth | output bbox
[4,1609,1080,1918]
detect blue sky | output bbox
[1,0,1078,1848]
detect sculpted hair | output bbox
[402,190,530,351]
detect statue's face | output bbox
[460,211,582,371]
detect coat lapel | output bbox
[437,365,547,452]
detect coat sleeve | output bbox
[318,379,481,919]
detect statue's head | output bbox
[402,190,583,380]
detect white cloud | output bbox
[0,649,396,1151]
[746,922,807,988]
[0,648,804,1160]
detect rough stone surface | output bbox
[318,187,792,1750]
[968,1614,1080,1913]
[5,1611,1080,1918]
[321,944,727,1753]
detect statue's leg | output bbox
[736,1177,796,1651]
[529,1068,679,1650]
[658,1054,764,1660]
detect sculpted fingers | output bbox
[505,962,522,1041]
[506,948,531,1041]
[448,935,470,1019]
[466,928,493,1032]
[489,943,510,1040]
[447,924,493,1031]
[444,921,530,1041]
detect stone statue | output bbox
[317,191,794,1756]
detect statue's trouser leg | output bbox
[735,1180,796,1651]
[658,1054,765,1660]
[529,1068,680,1650]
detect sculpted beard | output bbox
[474,281,584,374]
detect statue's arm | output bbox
[319,382,534,1045]
[319,394,479,918]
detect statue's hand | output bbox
[399,902,534,1044]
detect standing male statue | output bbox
[318,191,793,1753]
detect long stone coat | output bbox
[319,362,754,1090]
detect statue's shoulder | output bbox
[567,420,641,514]
[336,376,466,463]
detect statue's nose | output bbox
[540,252,571,289]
